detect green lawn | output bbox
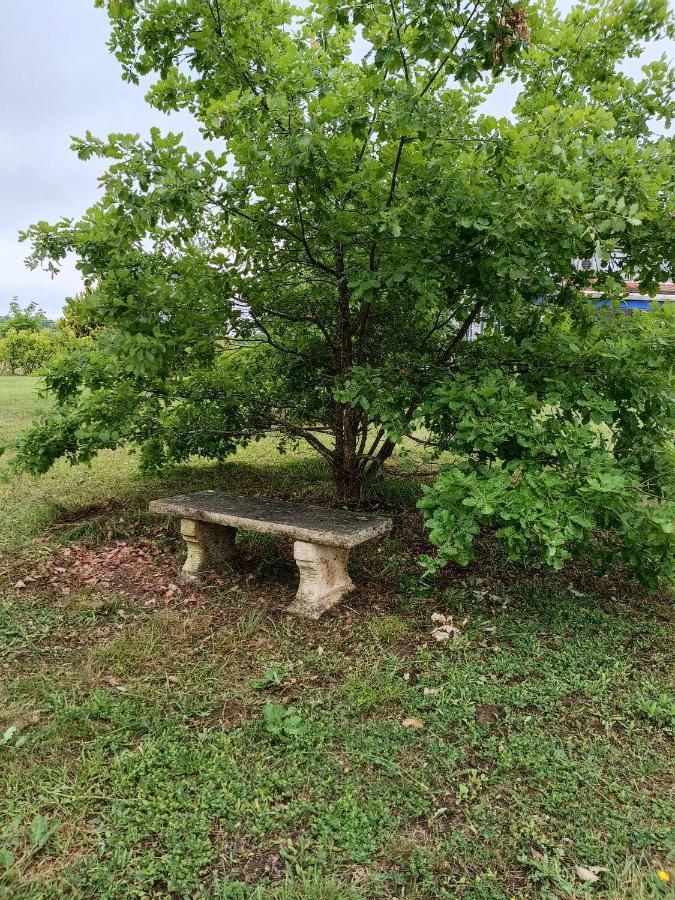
[1,376,673,899]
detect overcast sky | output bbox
[0,1,202,318]
[1,1,672,318]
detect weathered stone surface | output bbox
[149,491,392,549]
[179,518,238,582]
[286,540,355,619]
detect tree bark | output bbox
[333,403,362,505]
[332,247,363,506]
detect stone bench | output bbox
[148,490,392,619]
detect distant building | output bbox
[465,269,673,342]
[582,281,675,314]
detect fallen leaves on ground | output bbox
[29,536,214,609]
[574,864,608,883]
[430,612,464,642]
[102,674,127,692]
[402,717,424,729]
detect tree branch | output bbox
[258,305,335,349]
[420,0,481,97]
[435,298,484,364]
[226,207,336,277]
[272,415,335,460]
[248,311,317,361]
[389,0,410,82]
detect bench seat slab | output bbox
[149,490,391,549]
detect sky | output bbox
[0,1,202,318]
[0,1,672,318]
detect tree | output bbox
[0,329,53,375]
[0,326,82,376]
[18,0,675,585]
[0,300,51,336]
[60,288,104,337]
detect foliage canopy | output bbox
[0,301,72,375]
[0,301,51,336]
[18,0,675,585]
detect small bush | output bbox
[0,328,83,375]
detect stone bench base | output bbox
[179,519,354,618]
[286,541,355,619]
[179,519,238,582]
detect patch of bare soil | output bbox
[474,704,506,726]
[211,827,286,886]
[20,529,293,622]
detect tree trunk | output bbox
[333,401,362,506]
[334,461,363,506]
[332,246,363,506]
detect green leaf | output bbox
[2,725,18,746]
[250,668,286,689]
[30,815,59,850]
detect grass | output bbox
[0,376,673,899]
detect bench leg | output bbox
[179,519,238,582]
[286,541,355,619]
